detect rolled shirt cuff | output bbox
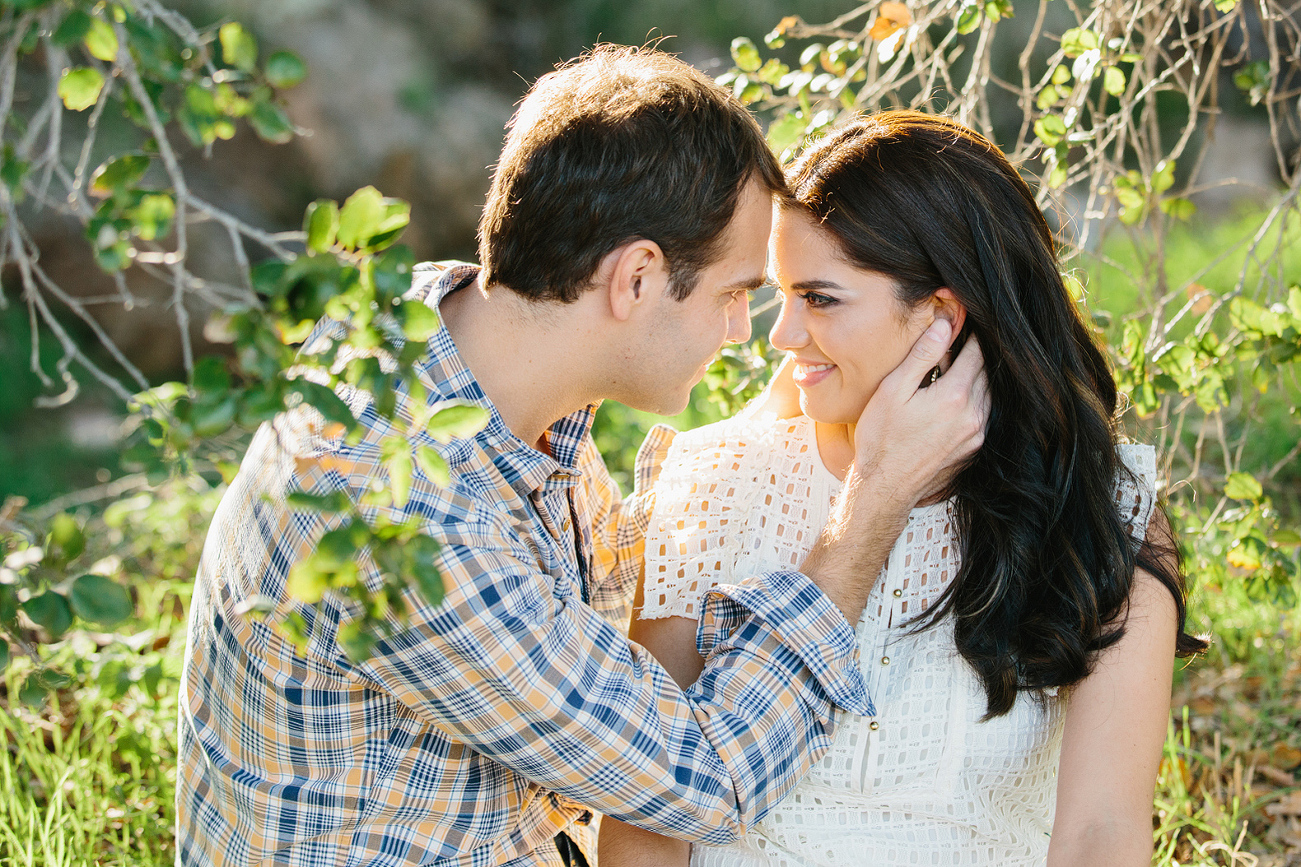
[697,569,874,717]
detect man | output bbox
[177,45,985,866]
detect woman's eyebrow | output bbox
[792,279,844,292]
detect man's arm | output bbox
[802,319,988,622]
[352,512,850,843]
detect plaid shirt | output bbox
[177,262,871,867]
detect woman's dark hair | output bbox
[787,111,1206,717]
[478,44,786,303]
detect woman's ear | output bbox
[932,288,967,350]
[931,289,967,372]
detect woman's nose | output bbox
[769,295,806,352]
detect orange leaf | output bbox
[869,2,912,41]
[1271,742,1301,770]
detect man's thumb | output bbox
[898,318,952,384]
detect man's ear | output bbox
[932,288,968,370]
[605,239,669,322]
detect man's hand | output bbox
[853,319,989,509]
[801,319,988,622]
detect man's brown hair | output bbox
[478,44,786,303]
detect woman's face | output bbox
[770,207,934,426]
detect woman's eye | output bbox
[799,291,836,308]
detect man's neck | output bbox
[438,276,599,448]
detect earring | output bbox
[927,365,941,385]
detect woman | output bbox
[599,112,1205,866]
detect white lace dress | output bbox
[639,408,1156,867]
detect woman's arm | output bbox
[1048,511,1180,867]
[599,612,704,867]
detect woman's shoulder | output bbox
[665,408,813,464]
[1114,442,1158,535]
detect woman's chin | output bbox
[797,392,862,426]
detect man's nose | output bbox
[726,298,753,345]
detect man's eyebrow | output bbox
[721,275,770,292]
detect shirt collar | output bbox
[408,262,595,496]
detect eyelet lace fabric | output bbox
[639,410,1156,867]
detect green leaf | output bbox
[1,145,30,195]
[46,512,85,564]
[1035,85,1060,111]
[249,97,295,144]
[179,83,228,145]
[286,558,330,604]
[364,200,412,252]
[426,402,490,443]
[52,10,93,47]
[1214,0,1237,10]
[190,394,237,437]
[1287,286,1301,322]
[266,50,307,89]
[84,17,119,62]
[0,585,18,624]
[766,113,807,157]
[22,591,74,638]
[955,3,981,34]
[1159,197,1196,221]
[386,446,414,508]
[1051,64,1072,85]
[59,67,105,111]
[0,639,9,671]
[757,58,789,87]
[1061,27,1100,58]
[400,299,440,342]
[337,186,385,250]
[89,154,150,197]
[130,193,175,240]
[407,534,444,607]
[1033,114,1067,147]
[1152,159,1176,194]
[286,490,353,513]
[1272,530,1301,546]
[304,199,340,253]
[69,573,133,627]
[219,22,258,73]
[290,381,357,432]
[1224,472,1263,501]
[1103,66,1126,96]
[731,37,762,73]
[416,446,451,487]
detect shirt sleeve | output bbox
[349,507,850,844]
[580,424,676,625]
[1115,443,1157,540]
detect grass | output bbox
[0,689,176,867]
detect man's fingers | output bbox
[885,319,952,393]
[942,332,984,389]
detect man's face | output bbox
[623,178,772,415]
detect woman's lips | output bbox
[792,360,836,387]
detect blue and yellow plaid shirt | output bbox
[177,263,871,866]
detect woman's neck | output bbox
[814,421,855,481]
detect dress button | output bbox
[869,721,880,731]
[881,656,890,665]
[892,588,902,597]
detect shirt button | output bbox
[881,656,890,665]
[892,588,902,597]
[869,721,880,731]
